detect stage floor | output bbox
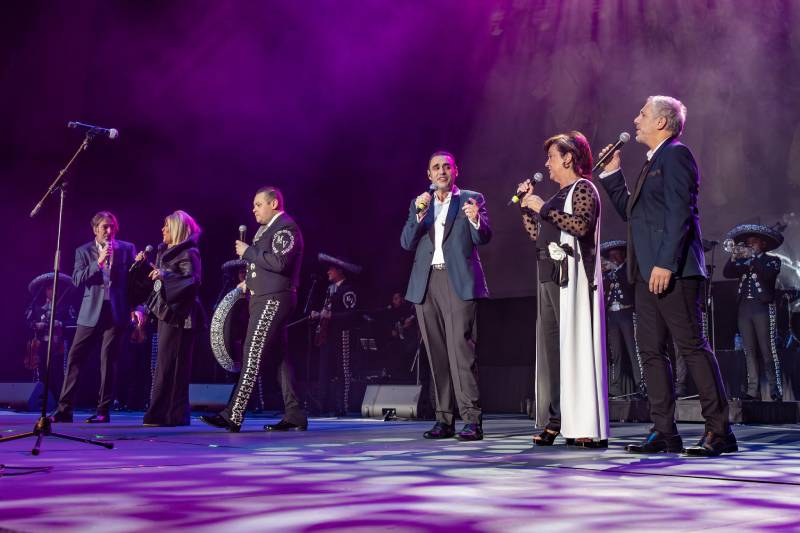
[1,411,800,532]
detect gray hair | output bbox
[647,95,687,136]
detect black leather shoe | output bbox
[423,422,455,439]
[48,411,73,423]
[625,430,683,453]
[199,413,240,433]
[456,423,483,441]
[683,431,738,457]
[264,419,307,431]
[86,414,110,424]
[741,393,759,402]
[574,438,608,449]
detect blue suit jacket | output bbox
[600,138,706,282]
[72,240,136,327]
[400,188,491,304]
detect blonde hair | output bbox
[165,210,201,246]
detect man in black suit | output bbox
[599,96,736,456]
[201,186,307,432]
[722,225,783,401]
[401,151,491,441]
[50,211,137,424]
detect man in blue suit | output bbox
[401,151,491,441]
[599,96,735,456]
[50,211,137,423]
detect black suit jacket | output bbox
[400,188,491,304]
[242,213,304,296]
[600,138,706,282]
[72,240,136,327]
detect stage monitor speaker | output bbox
[0,382,55,411]
[189,383,235,409]
[361,384,422,419]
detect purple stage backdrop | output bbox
[1,1,799,380]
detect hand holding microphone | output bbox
[130,244,154,272]
[593,132,630,172]
[235,225,249,258]
[509,172,544,206]
[415,184,437,215]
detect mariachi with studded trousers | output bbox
[722,224,783,401]
[315,272,359,415]
[204,196,307,432]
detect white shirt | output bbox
[420,186,480,265]
[599,137,670,179]
[96,240,111,301]
[254,211,283,242]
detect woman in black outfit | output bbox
[142,210,202,426]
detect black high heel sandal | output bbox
[533,428,560,446]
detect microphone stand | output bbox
[299,276,319,413]
[0,132,114,455]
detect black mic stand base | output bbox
[0,416,114,456]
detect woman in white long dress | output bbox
[517,131,609,448]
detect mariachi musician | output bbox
[600,240,645,399]
[722,223,784,401]
[311,253,361,416]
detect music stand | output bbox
[0,132,114,455]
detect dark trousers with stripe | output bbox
[221,292,306,427]
[738,299,782,399]
[415,269,481,426]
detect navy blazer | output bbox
[600,138,706,282]
[400,188,491,304]
[72,240,136,327]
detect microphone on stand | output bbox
[416,184,437,213]
[239,225,247,242]
[67,121,119,139]
[508,172,544,206]
[592,132,630,171]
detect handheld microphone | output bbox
[416,184,437,213]
[592,132,630,171]
[238,225,247,242]
[129,245,154,272]
[68,121,119,139]
[509,172,544,206]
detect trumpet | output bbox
[723,238,754,258]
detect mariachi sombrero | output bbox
[209,287,249,373]
[599,240,627,257]
[28,272,75,295]
[318,253,363,274]
[725,224,784,252]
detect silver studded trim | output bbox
[210,288,245,372]
[272,229,295,255]
[341,329,351,412]
[229,299,280,426]
[768,303,783,397]
[632,312,646,394]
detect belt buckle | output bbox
[432,263,446,271]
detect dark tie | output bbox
[626,159,652,216]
